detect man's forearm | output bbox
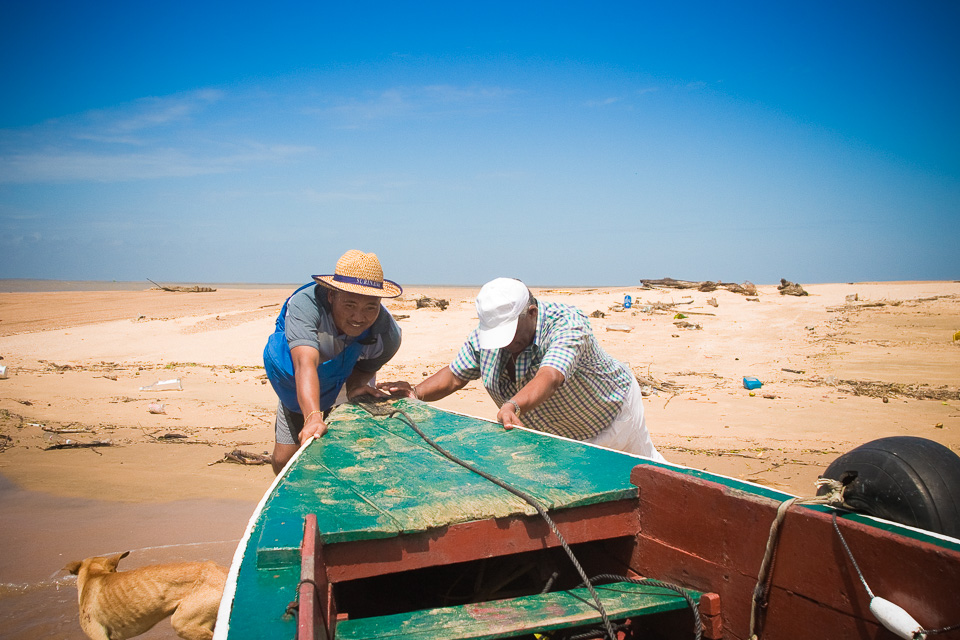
[510,366,565,413]
[345,368,376,394]
[291,346,322,416]
[414,366,468,401]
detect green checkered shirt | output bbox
[450,300,633,440]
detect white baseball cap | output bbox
[476,278,530,350]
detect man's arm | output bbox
[344,367,390,401]
[378,366,469,401]
[290,345,327,443]
[497,365,565,429]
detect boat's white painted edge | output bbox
[212,435,317,640]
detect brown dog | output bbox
[64,551,227,640]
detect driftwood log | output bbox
[44,439,113,451]
[147,278,216,293]
[416,297,449,310]
[777,278,808,296]
[640,278,757,296]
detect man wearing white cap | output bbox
[380,278,664,460]
[264,250,402,473]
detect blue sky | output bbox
[1,1,957,286]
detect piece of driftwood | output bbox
[641,277,700,290]
[147,278,216,293]
[821,378,960,401]
[416,296,449,310]
[721,281,758,295]
[44,439,113,451]
[777,278,808,296]
[41,425,94,434]
[209,449,272,466]
[632,368,683,394]
[640,277,757,296]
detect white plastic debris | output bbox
[139,378,182,391]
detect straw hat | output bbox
[313,250,402,298]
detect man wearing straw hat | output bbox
[264,250,403,474]
[380,277,664,460]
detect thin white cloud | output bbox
[585,96,621,107]
[0,150,230,182]
[313,83,514,127]
[0,232,42,247]
[0,89,314,183]
[302,188,383,203]
[0,143,312,183]
[95,89,225,134]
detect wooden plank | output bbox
[336,401,642,509]
[335,581,701,640]
[325,498,639,582]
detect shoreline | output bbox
[5,277,956,294]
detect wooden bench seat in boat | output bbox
[334,581,703,640]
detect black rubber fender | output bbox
[818,436,960,538]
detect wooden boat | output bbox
[214,399,960,639]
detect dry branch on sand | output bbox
[209,449,272,466]
[632,368,683,395]
[147,278,216,293]
[44,439,114,451]
[813,377,960,401]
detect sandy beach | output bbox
[1,280,959,638]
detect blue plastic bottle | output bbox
[623,294,632,309]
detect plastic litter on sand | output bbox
[140,378,182,391]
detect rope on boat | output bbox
[566,574,703,640]
[750,479,960,640]
[356,399,621,640]
[749,478,847,639]
[830,512,960,640]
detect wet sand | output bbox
[1,280,958,638]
